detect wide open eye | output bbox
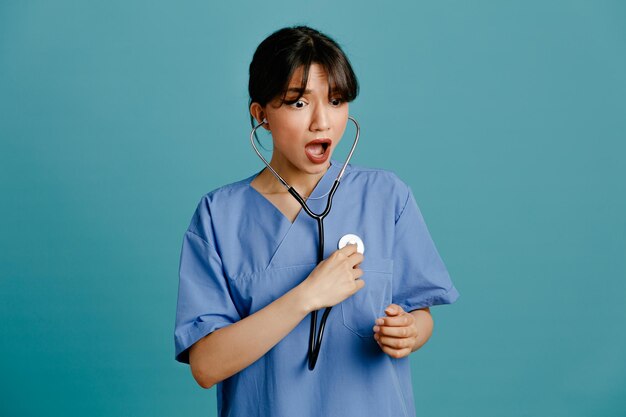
[290,100,306,109]
[330,98,343,106]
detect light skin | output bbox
[375,305,434,359]
[188,63,433,388]
[249,63,349,199]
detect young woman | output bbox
[174,26,459,417]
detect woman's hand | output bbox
[373,304,425,359]
[302,243,364,311]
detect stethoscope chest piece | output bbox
[338,234,365,254]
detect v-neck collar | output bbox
[246,159,341,225]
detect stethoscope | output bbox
[250,116,364,370]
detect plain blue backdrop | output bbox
[1,1,625,416]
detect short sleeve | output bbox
[173,202,241,364]
[391,183,460,312]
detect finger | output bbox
[375,325,417,338]
[384,304,404,316]
[351,267,364,280]
[378,314,414,327]
[377,342,412,359]
[348,252,364,268]
[352,278,365,293]
[374,333,415,350]
[337,242,358,257]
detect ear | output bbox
[250,102,270,131]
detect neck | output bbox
[258,158,331,198]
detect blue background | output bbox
[1,1,625,416]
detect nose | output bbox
[309,102,330,132]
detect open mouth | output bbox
[304,139,332,162]
[305,139,332,155]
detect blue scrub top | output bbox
[174,159,459,417]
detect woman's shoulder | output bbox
[341,161,412,217]
[185,171,259,240]
[204,172,258,202]
[342,161,410,195]
[344,160,403,178]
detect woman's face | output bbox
[253,63,349,176]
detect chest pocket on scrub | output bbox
[340,257,394,338]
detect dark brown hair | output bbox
[248,26,359,128]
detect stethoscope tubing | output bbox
[249,116,360,370]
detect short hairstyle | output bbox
[248,26,359,127]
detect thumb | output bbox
[385,304,402,316]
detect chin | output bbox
[298,166,322,176]
[303,160,331,174]
[281,154,331,176]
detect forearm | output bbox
[409,307,433,352]
[189,282,313,388]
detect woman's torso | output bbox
[194,160,416,417]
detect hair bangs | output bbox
[279,47,314,105]
[316,49,358,102]
[279,45,358,105]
